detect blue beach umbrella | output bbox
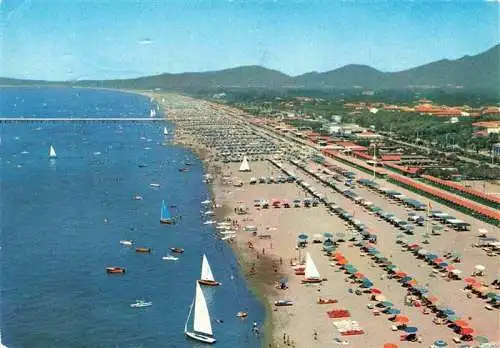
[400,276,413,283]
[442,309,455,316]
[439,262,448,268]
[380,301,393,307]
[426,254,438,260]
[297,234,309,240]
[415,287,429,294]
[404,327,418,333]
[385,308,401,315]
[362,279,374,288]
[323,232,334,238]
[433,340,448,347]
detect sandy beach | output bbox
[154,92,499,348]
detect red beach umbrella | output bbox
[371,288,382,294]
[454,320,469,328]
[460,327,474,335]
[433,258,444,264]
[464,277,477,284]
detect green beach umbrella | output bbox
[324,232,334,238]
[474,336,489,344]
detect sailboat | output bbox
[184,282,216,344]
[302,252,322,283]
[163,127,169,136]
[238,155,251,172]
[48,145,57,159]
[150,109,157,117]
[160,200,173,224]
[198,254,220,286]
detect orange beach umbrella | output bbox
[394,315,409,324]
[383,343,398,348]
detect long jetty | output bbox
[0,117,166,123]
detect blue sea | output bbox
[0,87,264,348]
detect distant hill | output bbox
[1,44,498,92]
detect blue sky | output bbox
[2,0,499,80]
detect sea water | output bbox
[0,87,264,348]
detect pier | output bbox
[0,117,166,123]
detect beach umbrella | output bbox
[362,279,373,288]
[383,344,398,348]
[354,272,365,279]
[337,259,348,265]
[374,294,386,301]
[371,288,382,294]
[464,277,478,285]
[385,308,400,315]
[380,301,393,307]
[297,234,308,240]
[474,336,489,344]
[486,292,497,299]
[395,271,407,278]
[323,245,334,252]
[404,327,418,333]
[400,276,413,283]
[446,314,459,322]
[346,267,358,274]
[426,254,438,260]
[433,340,448,347]
[441,308,455,316]
[369,249,380,255]
[336,232,346,238]
[454,320,469,328]
[394,315,409,324]
[386,264,398,271]
[433,258,444,264]
[460,327,474,335]
[323,232,334,238]
[438,262,448,268]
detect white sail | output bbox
[201,254,215,282]
[150,109,156,117]
[193,282,213,336]
[238,155,250,172]
[49,145,57,158]
[163,127,169,135]
[305,252,321,279]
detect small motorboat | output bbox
[136,247,152,253]
[178,167,189,172]
[236,311,248,318]
[133,195,143,200]
[170,247,184,254]
[201,200,211,205]
[106,267,126,274]
[138,164,147,168]
[203,220,216,225]
[149,183,160,188]
[185,162,192,166]
[130,300,152,308]
[274,300,294,306]
[162,255,179,261]
[119,240,133,246]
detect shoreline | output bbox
[169,128,281,348]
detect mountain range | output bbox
[1,44,499,92]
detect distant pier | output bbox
[0,117,166,123]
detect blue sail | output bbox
[160,200,172,223]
